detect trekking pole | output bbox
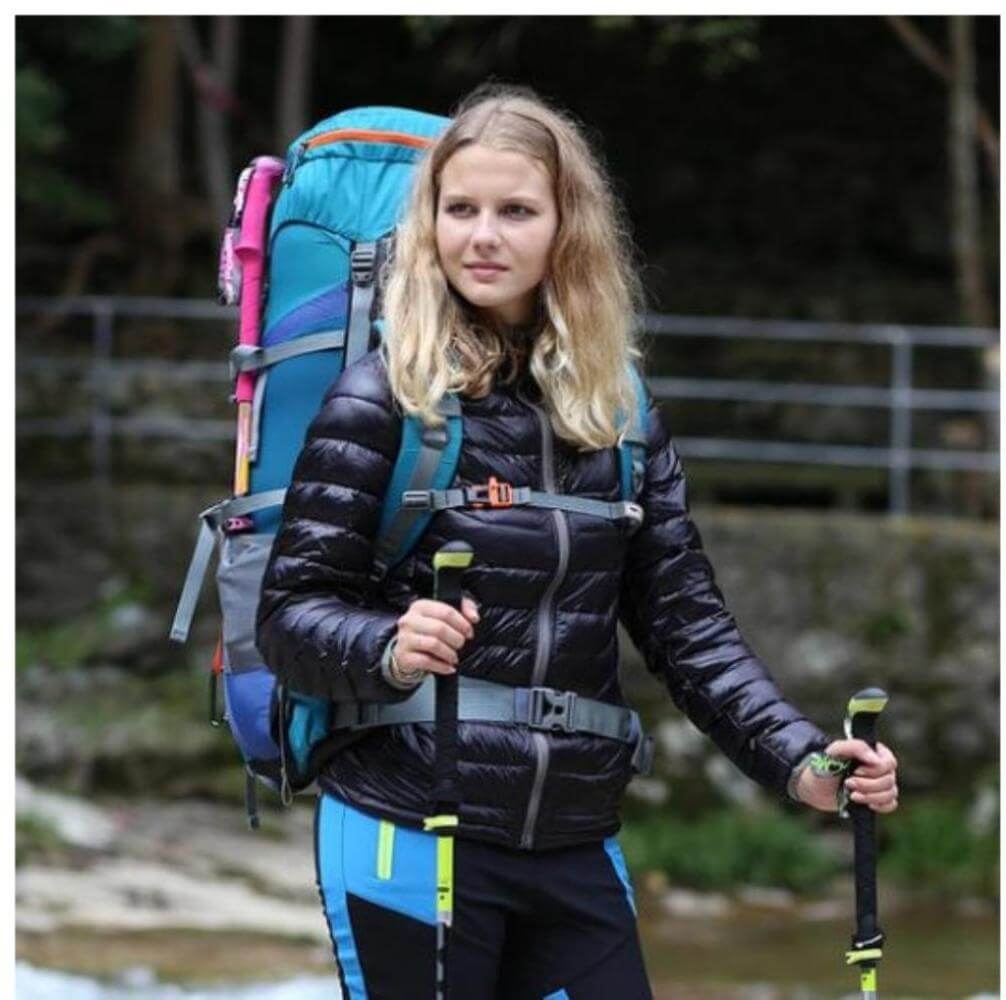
[423,540,474,1000]
[230,156,285,507]
[842,687,889,999]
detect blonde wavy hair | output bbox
[381,83,645,452]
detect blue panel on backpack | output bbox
[287,692,332,779]
[263,223,350,335]
[249,348,346,535]
[224,668,279,762]
[618,364,649,501]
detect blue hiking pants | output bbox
[315,792,653,999]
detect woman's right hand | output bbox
[393,596,480,678]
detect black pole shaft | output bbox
[432,560,464,813]
[429,540,473,1000]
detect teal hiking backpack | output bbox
[169,106,652,828]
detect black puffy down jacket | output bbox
[255,349,830,851]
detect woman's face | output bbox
[435,143,559,327]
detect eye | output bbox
[444,201,475,216]
[504,203,535,218]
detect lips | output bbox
[464,262,508,283]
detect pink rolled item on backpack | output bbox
[231,156,285,499]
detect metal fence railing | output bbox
[16,296,1000,514]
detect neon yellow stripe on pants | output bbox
[377,820,394,880]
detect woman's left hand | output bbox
[796,739,899,814]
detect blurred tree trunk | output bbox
[885,15,999,191]
[885,16,995,330]
[275,16,315,149]
[175,16,239,229]
[948,15,993,329]
[122,16,184,294]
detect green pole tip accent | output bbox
[433,540,474,571]
[847,687,888,717]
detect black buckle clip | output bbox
[351,245,377,286]
[527,687,577,733]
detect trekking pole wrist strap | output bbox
[786,748,851,804]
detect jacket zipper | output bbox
[304,127,436,152]
[516,387,571,849]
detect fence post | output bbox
[889,329,913,514]
[91,299,114,485]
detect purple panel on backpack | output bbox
[262,284,350,347]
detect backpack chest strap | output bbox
[332,676,654,775]
[402,479,643,534]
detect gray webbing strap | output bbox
[249,370,268,463]
[371,395,462,582]
[331,676,654,775]
[346,242,377,367]
[230,330,347,378]
[169,489,288,643]
[402,485,643,531]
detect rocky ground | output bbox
[16,776,999,999]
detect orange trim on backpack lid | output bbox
[212,634,224,675]
[304,128,436,151]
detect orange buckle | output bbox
[470,476,513,509]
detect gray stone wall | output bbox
[16,484,998,800]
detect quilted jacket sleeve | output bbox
[255,354,410,703]
[619,384,830,798]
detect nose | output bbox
[471,210,501,251]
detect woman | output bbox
[256,83,898,999]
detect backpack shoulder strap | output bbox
[371,393,464,584]
[618,363,649,502]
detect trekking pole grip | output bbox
[433,540,473,612]
[430,541,474,812]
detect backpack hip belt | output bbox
[332,675,655,776]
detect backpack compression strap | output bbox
[229,329,347,379]
[347,238,392,367]
[170,489,287,643]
